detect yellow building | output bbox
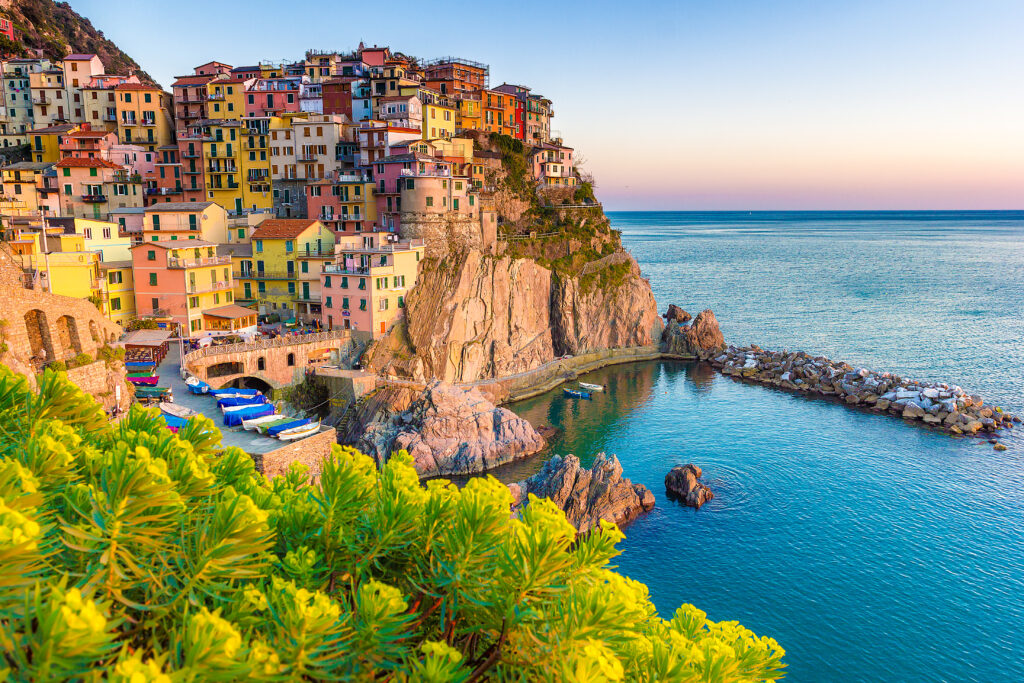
[0,162,61,216]
[142,201,229,242]
[27,123,78,163]
[422,102,455,141]
[114,83,174,152]
[454,95,483,133]
[205,78,250,120]
[200,119,277,215]
[99,260,135,325]
[233,218,334,320]
[5,230,103,302]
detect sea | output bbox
[499,212,1024,682]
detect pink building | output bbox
[245,77,307,117]
[356,121,421,167]
[373,154,454,233]
[530,141,576,187]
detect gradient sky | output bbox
[70,0,1024,210]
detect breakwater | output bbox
[710,345,1019,436]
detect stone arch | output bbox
[108,331,117,343]
[55,315,83,355]
[257,356,266,371]
[23,309,53,360]
[89,319,100,343]
[214,375,274,393]
[207,361,244,378]
[286,352,295,366]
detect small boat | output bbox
[128,371,155,378]
[126,361,157,369]
[222,402,266,413]
[135,386,171,398]
[161,413,189,430]
[578,382,605,392]
[277,422,319,441]
[160,403,196,419]
[187,379,211,395]
[563,388,592,400]
[267,418,310,437]
[256,416,295,434]
[243,413,281,431]
[128,375,160,386]
[223,403,275,427]
[210,388,261,398]
[218,395,267,409]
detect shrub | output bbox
[0,366,785,681]
[46,360,67,372]
[70,353,93,369]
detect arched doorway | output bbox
[89,320,100,343]
[55,315,83,355]
[24,309,53,360]
[286,352,295,366]
[225,376,273,394]
[257,356,266,371]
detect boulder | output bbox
[685,309,726,354]
[663,304,692,324]
[903,403,926,419]
[665,464,715,509]
[509,453,654,534]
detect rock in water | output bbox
[356,382,546,478]
[664,304,692,323]
[665,464,715,509]
[662,308,726,358]
[508,453,655,533]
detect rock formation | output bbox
[508,453,655,533]
[664,304,692,324]
[661,308,726,358]
[352,381,546,478]
[665,464,714,509]
[367,248,662,383]
[712,345,1021,435]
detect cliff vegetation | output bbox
[0,365,786,680]
[0,0,154,84]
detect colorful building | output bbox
[305,172,376,235]
[54,157,144,219]
[98,259,135,325]
[62,55,105,122]
[130,240,235,335]
[0,162,60,217]
[81,74,141,134]
[531,142,576,187]
[27,123,78,163]
[142,202,229,243]
[373,154,454,233]
[319,231,424,336]
[114,83,174,152]
[197,118,276,214]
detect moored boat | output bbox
[267,417,310,437]
[128,375,160,386]
[256,416,294,434]
[277,421,319,441]
[563,388,592,400]
[243,413,281,431]
[160,403,196,419]
[579,382,605,392]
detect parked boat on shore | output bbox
[277,421,319,441]
[243,413,281,431]
[160,403,196,419]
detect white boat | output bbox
[277,422,320,441]
[185,376,202,387]
[160,403,196,419]
[242,414,281,431]
[578,382,605,392]
[221,403,265,413]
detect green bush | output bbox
[0,366,785,681]
[70,353,93,369]
[46,360,67,372]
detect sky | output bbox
[70,0,1024,210]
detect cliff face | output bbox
[368,248,661,383]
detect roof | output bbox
[27,124,77,134]
[225,243,253,257]
[123,329,172,346]
[109,207,145,214]
[98,260,132,270]
[2,162,54,171]
[55,157,123,169]
[172,75,219,86]
[144,201,216,213]
[115,83,164,92]
[133,240,218,249]
[251,219,319,240]
[203,304,258,320]
[64,54,99,61]
[68,129,113,139]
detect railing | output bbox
[188,280,232,294]
[102,113,117,122]
[181,150,201,158]
[336,239,424,255]
[232,270,296,280]
[295,153,318,162]
[140,119,156,127]
[168,255,231,269]
[323,264,371,275]
[183,329,352,364]
[81,194,106,203]
[299,246,336,257]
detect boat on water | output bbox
[128,375,160,386]
[578,382,605,392]
[255,416,295,434]
[160,403,196,419]
[277,422,319,441]
[135,386,171,397]
[242,413,281,431]
[563,388,592,400]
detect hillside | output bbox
[0,0,154,84]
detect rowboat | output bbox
[256,416,295,434]
[578,382,605,392]
[128,376,160,386]
[222,402,264,413]
[160,403,196,419]
[563,388,591,400]
[210,388,261,398]
[277,422,320,441]
[135,386,171,398]
[218,395,267,409]
[187,379,210,395]
[128,371,155,378]
[242,413,281,431]
[161,413,189,430]
[267,418,310,437]
[223,403,275,427]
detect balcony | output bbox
[102,113,117,122]
[298,246,335,258]
[181,150,201,158]
[140,119,156,127]
[188,280,232,294]
[323,263,371,276]
[207,92,225,101]
[167,255,231,269]
[33,95,49,105]
[207,166,238,175]
[81,194,106,203]
[112,171,142,183]
[295,153,318,162]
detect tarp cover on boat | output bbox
[210,388,261,397]
[223,403,275,427]
[267,418,310,436]
[217,395,267,408]
[161,413,189,429]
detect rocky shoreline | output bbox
[711,345,1019,436]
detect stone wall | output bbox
[400,211,495,259]
[254,426,338,481]
[66,360,132,413]
[0,246,122,389]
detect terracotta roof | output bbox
[55,157,123,169]
[251,219,320,240]
[203,304,258,319]
[133,240,218,249]
[144,201,216,212]
[68,130,112,139]
[172,75,218,86]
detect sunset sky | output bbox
[71,0,1024,210]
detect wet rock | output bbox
[664,304,692,324]
[665,464,715,509]
[994,443,1008,452]
[509,453,654,534]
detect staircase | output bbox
[333,387,381,442]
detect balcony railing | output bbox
[167,255,231,269]
[102,113,117,122]
[232,270,296,280]
[181,150,201,158]
[323,263,371,275]
[140,119,156,127]
[188,280,232,294]
[298,246,335,257]
[295,153,318,162]
[81,194,106,203]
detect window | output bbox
[340,276,347,288]
[189,296,199,308]
[358,278,365,290]
[148,273,157,286]
[359,298,366,311]
[89,168,97,177]
[285,241,293,253]
[325,296,332,308]
[398,295,404,308]
[286,353,295,366]
[324,275,331,288]
[426,197,433,207]
[152,215,160,229]
[111,297,121,311]
[255,240,262,253]
[191,319,200,332]
[108,271,123,284]
[62,168,70,177]
[151,297,159,311]
[188,215,197,230]
[301,261,308,273]
[63,184,71,195]
[379,298,389,311]
[237,228,245,239]
[257,357,265,370]
[144,93,152,103]
[342,297,349,310]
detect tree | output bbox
[0,365,785,681]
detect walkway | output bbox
[157,344,283,454]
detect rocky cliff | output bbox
[367,247,662,383]
[347,381,546,478]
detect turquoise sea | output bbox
[503,212,1024,681]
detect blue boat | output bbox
[217,395,267,408]
[223,403,275,427]
[563,388,592,400]
[126,361,156,369]
[161,413,189,429]
[187,380,211,395]
[266,417,310,436]
[210,387,261,398]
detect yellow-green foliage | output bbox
[0,365,785,681]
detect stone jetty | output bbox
[710,346,1019,435]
